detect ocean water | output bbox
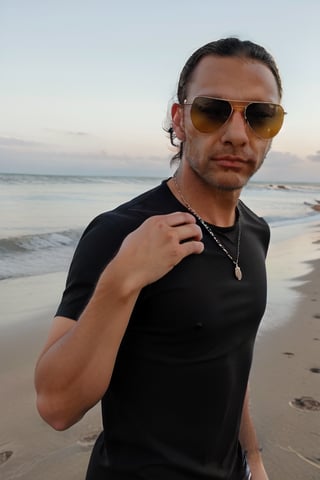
[1,173,319,283]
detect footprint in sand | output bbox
[309,367,320,374]
[0,451,13,465]
[77,432,100,447]
[289,396,320,411]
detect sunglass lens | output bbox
[191,98,232,133]
[246,103,284,139]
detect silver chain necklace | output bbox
[172,174,243,280]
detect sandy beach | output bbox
[0,273,102,480]
[1,229,320,479]
[251,254,320,480]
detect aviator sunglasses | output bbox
[184,96,286,139]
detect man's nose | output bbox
[220,110,250,145]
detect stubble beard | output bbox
[186,157,248,192]
[185,151,266,192]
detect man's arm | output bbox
[34,212,203,431]
[239,385,269,480]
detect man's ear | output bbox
[171,103,186,142]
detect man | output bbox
[35,38,285,479]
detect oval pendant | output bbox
[234,265,242,281]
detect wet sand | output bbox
[250,254,320,479]
[0,273,102,480]
[1,232,319,479]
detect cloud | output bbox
[0,136,43,148]
[0,139,319,182]
[307,150,320,162]
[66,131,89,136]
[255,149,320,183]
[265,150,301,167]
[0,146,171,177]
[44,129,90,137]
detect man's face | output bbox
[172,55,281,191]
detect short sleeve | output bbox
[55,213,131,320]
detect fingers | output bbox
[115,212,204,288]
[164,212,203,243]
[165,211,198,227]
[180,238,205,257]
[147,212,203,246]
[176,222,203,243]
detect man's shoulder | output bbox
[238,200,269,230]
[239,200,270,252]
[82,180,175,239]
[114,179,174,217]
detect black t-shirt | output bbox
[56,180,270,480]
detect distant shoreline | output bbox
[1,171,320,187]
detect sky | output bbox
[1,0,320,182]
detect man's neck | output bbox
[168,172,241,228]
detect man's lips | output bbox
[212,155,247,168]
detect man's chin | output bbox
[215,183,244,192]
[213,175,249,192]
